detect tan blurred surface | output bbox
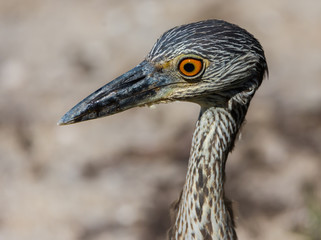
[0,0,320,239]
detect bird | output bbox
[58,19,268,240]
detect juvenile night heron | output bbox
[59,19,268,240]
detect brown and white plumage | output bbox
[59,19,268,240]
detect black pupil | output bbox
[184,63,195,72]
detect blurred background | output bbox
[0,0,320,239]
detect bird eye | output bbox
[178,58,204,78]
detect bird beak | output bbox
[58,60,172,125]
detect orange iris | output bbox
[178,58,203,77]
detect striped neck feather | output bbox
[169,103,248,240]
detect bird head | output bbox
[58,20,267,125]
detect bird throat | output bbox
[170,104,247,240]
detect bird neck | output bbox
[170,102,248,240]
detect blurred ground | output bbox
[0,0,320,240]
